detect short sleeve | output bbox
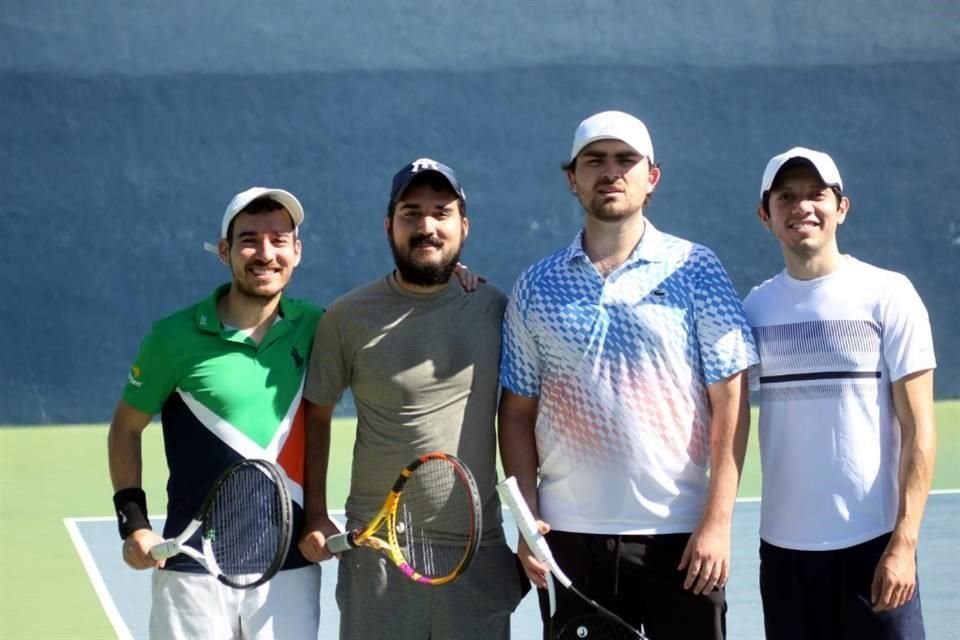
[121,329,180,415]
[304,304,350,406]
[499,275,542,397]
[691,248,759,385]
[881,276,936,381]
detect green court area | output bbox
[1,401,957,639]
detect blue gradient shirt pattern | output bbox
[501,223,758,533]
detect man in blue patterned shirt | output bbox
[498,111,758,639]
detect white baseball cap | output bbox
[203,187,305,254]
[760,147,843,197]
[570,111,654,162]
[220,187,304,238]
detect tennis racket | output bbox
[325,452,482,586]
[150,458,293,590]
[497,476,647,640]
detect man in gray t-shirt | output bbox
[299,158,525,640]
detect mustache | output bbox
[409,235,443,249]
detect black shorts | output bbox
[759,533,925,640]
[537,530,726,640]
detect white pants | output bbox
[149,565,322,640]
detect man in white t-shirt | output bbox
[743,147,937,639]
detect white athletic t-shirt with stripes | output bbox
[743,256,936,550]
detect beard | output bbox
[389,233,463,287]
[583,194,644,222]
[578,178,645,222]
[230,261,289,302]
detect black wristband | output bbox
[113,487,152,540]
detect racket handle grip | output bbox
[324,531,356,555]
[497,477,571,587]
[150,540,181,560]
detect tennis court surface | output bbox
[68,493,959,639]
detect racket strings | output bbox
[204,462,287,587]
[394,458,477,578]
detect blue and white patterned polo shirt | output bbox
[500,222,758,534]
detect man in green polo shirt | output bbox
[107,187,323,639]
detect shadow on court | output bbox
[67,495,959,640]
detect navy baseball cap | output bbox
[389,158,466,206]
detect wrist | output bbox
[113,487,152,539]
[889,527,919,551]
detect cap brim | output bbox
[255,190,304,227]
[763,157,840,195]
[391,169,462,203]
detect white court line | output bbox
[63,491,960,528]
[63,518,133,640]
[62,492,960,637]
[62,491,960,529]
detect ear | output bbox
[292,237,302,267]
[461,214,470,240]
[565,170,577,193]
[384,216,391,239]
[217,239,231,266]
[836,196,851,226]
[756,204,772,230]
[647,164,662,193]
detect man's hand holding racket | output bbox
[122,528,166,570]
[298,514,343,563]
[317,452,483,586]
[515,516,552,589]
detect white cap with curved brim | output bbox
[760,147,843,197]
[203,187,305,254]
[570,111,654,162]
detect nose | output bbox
[600,160,621,182]
[253,237,276,261]
[794,199,816,215]
[417,215,438,235]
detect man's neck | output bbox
[582,211,646,277]
[217,288,282,344]
[392,271,449,294]
[783,246,844,281]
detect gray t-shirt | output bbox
[305,274,507,542]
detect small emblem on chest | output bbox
[291,347,305,373]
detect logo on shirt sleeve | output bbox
[127,364,144,388]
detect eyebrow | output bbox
[582,150,642,160]
[236,228,295,238]
[398,202,456,212]
[773,181,829,192]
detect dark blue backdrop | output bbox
[2,1,958,423]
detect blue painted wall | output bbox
[2,1,958,422]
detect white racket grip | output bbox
[496,477,572,588]
[324,531,355,555]
[150,540,183,561]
